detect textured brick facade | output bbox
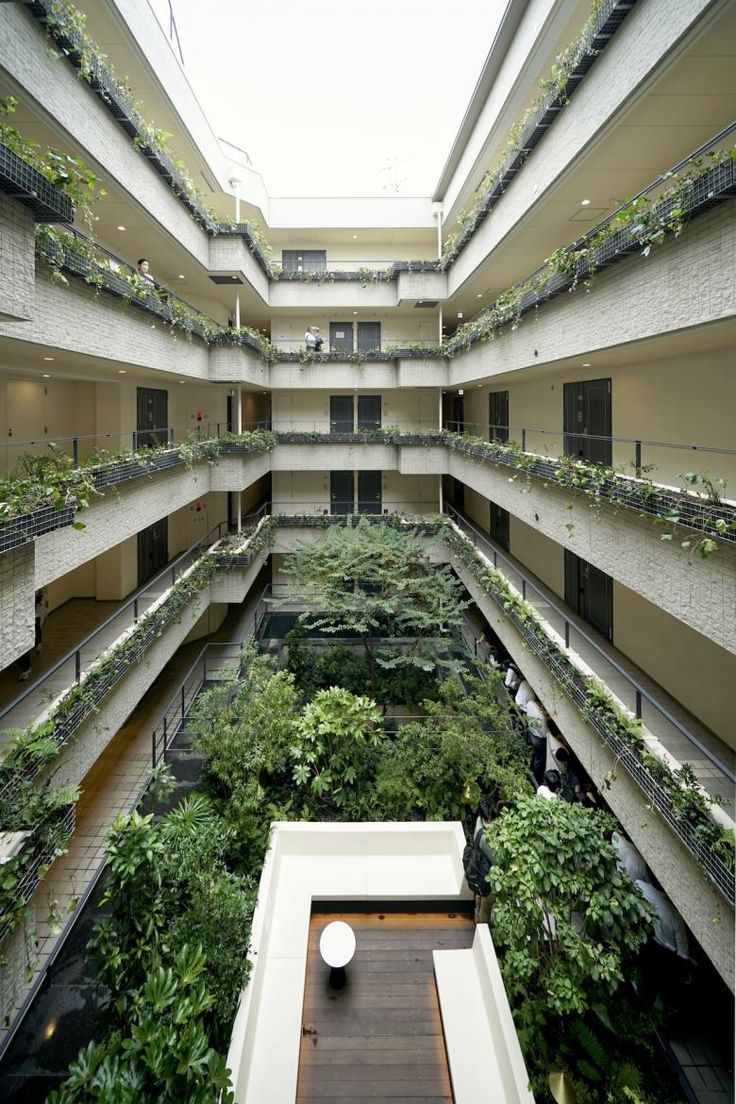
[0,194,35,322]
[0,543,34,667]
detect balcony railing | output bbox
[0,803,75,946]
[0,140,73,223]
[443,504,735,900]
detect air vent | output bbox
[209,275,243,284]
[414,300,439,308]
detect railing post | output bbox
[521,427,526,451]
[522,579,527,600]
[564,620,570,649]
[133,597,138,622]
[152,728,157,768]
[75,650,81,683]
[216,422,221,438]
[493,549,497,569]
[181,684,186,722]
[72,437,80,469]
[635,689,642,719]
[635,440,642,478]
[162,716,168,754]
[132,430,137,452]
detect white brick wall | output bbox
[0,5,211,268]
[0,194,35,322]
[449,205,736,387]
[208,237,269,304]
[0,543,34,667]
[0,272,210,379]
[447,0,719,296]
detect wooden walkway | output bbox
[297,910,474,1103]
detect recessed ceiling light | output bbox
[117,225,126,231]
[352,234,358,239]
[118,369,126,374]
[178,274,185,279]
[476,293,483,298]
[42,373,51,378]
[457,312,463,319]
[43,356,54,361]
[179,379,186,383]
[580,199,591,206]
[353,311,358,315]
[582,362,591,367]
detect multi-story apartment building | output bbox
[0,0,734,1094]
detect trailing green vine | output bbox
[0,95,101,222]
[443,521,735,879]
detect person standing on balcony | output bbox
[137,258,155,288]
[305,326,324,352]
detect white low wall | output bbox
[226,821,475,1104]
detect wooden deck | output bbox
[297,910,474,1104]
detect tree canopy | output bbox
[281,518,469,681]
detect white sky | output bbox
[149,0,502,197]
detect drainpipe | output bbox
[234,291,241,329]
[438,305,443,345]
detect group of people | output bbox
[472,624,694,981]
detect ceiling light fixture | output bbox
[582,362,591,367]
[352,234,358,240]
[43,356,54,361]
[476,293,483,298]
[353,311,358,315]
[178,274,185,279]
[580,199,591,206]
[117,225,126,231]
[457,312,463,319]
[118,369,126,374]
[42,373,51,378]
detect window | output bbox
[282,250,326,273]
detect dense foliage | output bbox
[281,517,469,687]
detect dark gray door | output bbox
[564,551,613,640]
[442,392,465,433]
[330,471,354,514]
[489,391,509,443]
[358,395,381,430]
[490,502,510,550]
[330,322,354,354]
[330,395,354,434]
[564,378,611,465]
[357,321,381,352]
[137,517,168,585]
[358,470,382,514]
[137,387,168,449]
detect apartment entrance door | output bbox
[330,395,354,434]
[563,379,611,465]
[358,395,381,430]
[137,387,168,449]
[490,501,510,550]
[357,322,381,352]
[330,471,354,514]
[564,551,613,641]
[489,391,509,443]
[358,470,382,514]
[329,322,354,354]
[137,517,168,585]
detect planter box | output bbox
[0,504,74,555]
[0,141,73,223]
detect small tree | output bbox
[488,796,652,1020]
[290,686,383,810]
[281,518,469,686]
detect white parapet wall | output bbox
[225,821,534,1104]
